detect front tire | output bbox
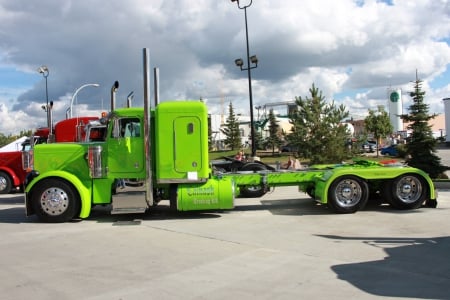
[31,178,80,223]
[328,176,369,213]
[0,171,12,194]
[383,174,428,210]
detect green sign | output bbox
[390,91,400,102]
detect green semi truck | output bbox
[22,49,437,223]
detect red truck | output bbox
[0,116,100,194]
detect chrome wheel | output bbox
[384,174,427,210]
[393,175,422,204]
[40,187,70,216]
[31,178,79,223]
[333,178,363,207]
[0,177,7,191]
[0,171,12,194]
[328,176,368,213]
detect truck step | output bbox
[111,207,147,215]
[111,191,149,215]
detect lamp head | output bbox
[37,65,49,76]
[235,58,244,67]
[250,55,258,64]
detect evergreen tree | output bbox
[252,130,264,151]
[220,102,241,151]
[364,106,393,157]
[400,74,447,178]
[287,84,350,164]
[264,109,284,154]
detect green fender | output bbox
[314,166,436,204]
[26,171,93,219]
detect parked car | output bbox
[367,140,377,150]
[361,141,377,153]
[380,144,398,156]
[281,143,299,152]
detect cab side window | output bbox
[115,118,141,138]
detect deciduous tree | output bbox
[364,106,393,157]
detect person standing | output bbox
[235,150,246,161]
[283,155,301,170]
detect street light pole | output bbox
[37,65,50,128]
[231,0,258,158]
[68,83,100,119]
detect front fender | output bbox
[25,170,92,219]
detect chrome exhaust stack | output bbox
[143,48,154,206]
[127,91,134,108]
[110,81,119,111]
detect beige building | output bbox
[349,113,446,140]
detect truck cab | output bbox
[23,101,235,222]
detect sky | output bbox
[1,0,450,135]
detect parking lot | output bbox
[1,182,450,299]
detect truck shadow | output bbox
[234,197,436,216]
[90,197,420,222]
[319,235,450,299]
[88,203,230,224]
[0,194,25,205]
[234,198,328,215]
[0,197,437,224]
[0,207,39,223]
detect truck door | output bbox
[107,117,145,178]
[174,116,203,173]
[107,116,148,214]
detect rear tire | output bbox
[239,163,267,198]
[306,186,315,199]
[31,178,80,223]
[0,171,12,194]
[328,176,369,213]
[383,174,427,210]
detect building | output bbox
[209,113,293,151]
[388,89,404,133]
[209,114,251,150]
[443,98,450,143]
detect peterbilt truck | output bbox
[23,49,437,222]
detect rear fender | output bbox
[314,167,436,204]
